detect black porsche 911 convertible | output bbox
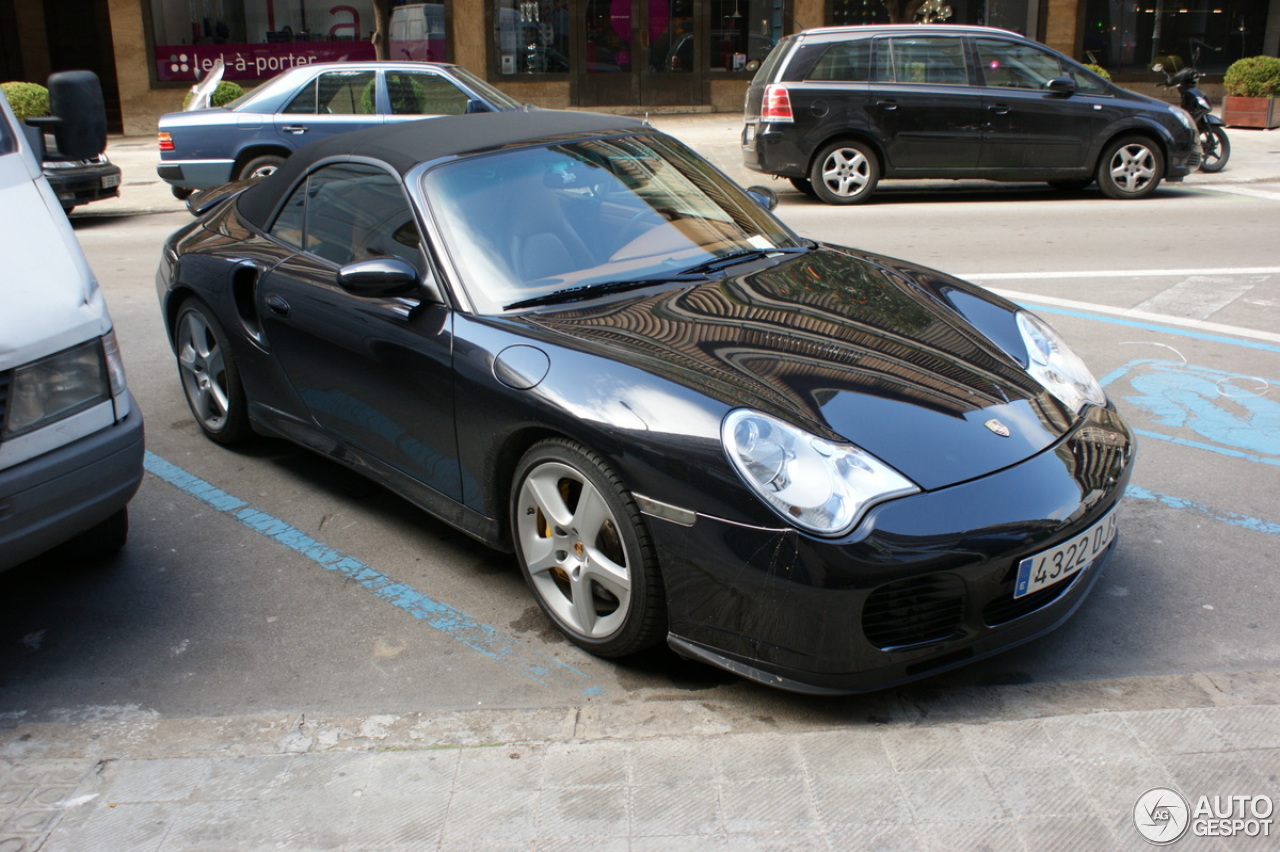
[156,110,1133,694]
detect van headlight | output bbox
[4,333,122,437]
[722,409,918,536]
[1016,311,1105,413]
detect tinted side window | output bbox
[272,163,422,273]
[877,37,969,85]
[974,39,1062,89]
[385,71,470,115]
[807,40,872,82]
[283,71,376,115]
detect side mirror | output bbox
[25,70,107,161]
[466,98,490,114]
[337,258,422,297]
[745,185,779,211]
[1045,76,1076,97]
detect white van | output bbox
[0,74,144,572]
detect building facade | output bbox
[2,0,1277,135]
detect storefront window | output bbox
[495,0,572,74]
[706,0,785,73]
[828,0,1031,32]
[150,1,391,84]
[1083,0,1270,74]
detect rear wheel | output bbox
[174,298,252,445]
[236,153,286,182]
[171,186,194,200]
[1198,127,1230,173]
[510,439,665,657]
[1096,135,1164,199]
[809,140,879,205]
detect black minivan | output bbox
[742,25,1201,203]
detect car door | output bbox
[258,162,462,501]
[973,37,1102,171]
[271,69,384,151]
[871,35,983,173]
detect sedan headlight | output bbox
[722,409,918,536]
[4,335,118,438]
[1016,312,1105,413]
[1168,104,1197,134]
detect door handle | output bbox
[989,104,1011,115]
[265,294,290,316]
[280,125,309,134]
[876,100,898,111]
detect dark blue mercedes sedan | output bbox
[155,110,1133,693]
[156,61,524,197]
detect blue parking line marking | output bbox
[143,451,595,691]
[1020,304,1280,355]
[1126,486,1280,537]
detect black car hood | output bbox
[520,246,1075,491]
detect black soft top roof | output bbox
[237,109,648,228]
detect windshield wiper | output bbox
[504,272,707,311]
[676,244,811,276]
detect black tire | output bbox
[236,153,286,182]
[1198,126,1230,173]
[173,298,253,445]
[1096,135,1164,199]
[789,176,818,198]
[171,186,194,200]
[808,140,879,205]
[510,439,665,657]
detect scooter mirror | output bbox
[1152,63,1164,72]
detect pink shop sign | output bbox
[155,42,376,83]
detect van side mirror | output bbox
[746,185,779,211]
[1045,76,1076,97]
[24,70,108,161]
[466,98,490,114]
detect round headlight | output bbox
[1016,311,1106,413]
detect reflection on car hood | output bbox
[525,246,1074,491]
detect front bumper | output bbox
[44,162,121,208]
[0,398,144,571]
[652,403,1133,693]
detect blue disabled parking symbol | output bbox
[1103,360,1280,466]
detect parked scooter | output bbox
[1154,53,1230,173]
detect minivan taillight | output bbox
[761,85,794,123]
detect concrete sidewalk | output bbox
[3,675,1278,850]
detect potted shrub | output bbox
[0,81,50,122]
[1222,55,1280,128]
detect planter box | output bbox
[1222,96,1280,128]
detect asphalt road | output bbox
[2,130,1278,732]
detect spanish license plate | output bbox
[1014,508,1118,598]
[743,123,756,146]
[102,173,120,189]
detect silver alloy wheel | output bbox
[247,162,279,179]
[1107,142,1157,194]
[176,308,232,432]
[515,460,632,641]
[819,146,872,198]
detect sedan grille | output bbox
[862,574,965,650]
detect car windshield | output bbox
[421,132,801,314]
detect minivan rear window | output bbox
[750,34,793,84]
[808,40,872,82]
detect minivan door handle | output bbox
[875,99,898,111]
[989,104,1011,115]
